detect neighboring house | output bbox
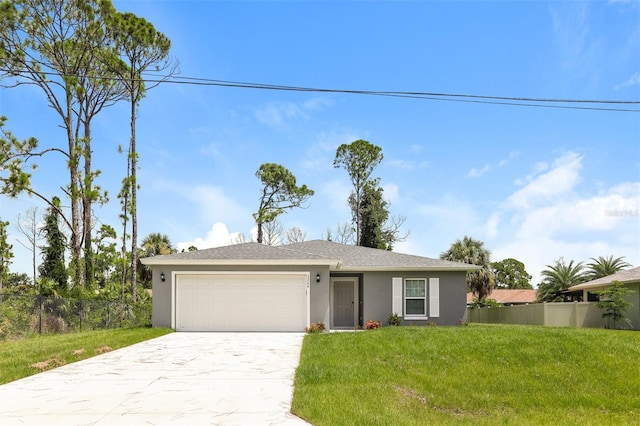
[567,266,640,329]
[467,289,537,306]
[140,240,478,332]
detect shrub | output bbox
[387,313,401,326]
[469,297,501,308]
[305,322,325,333]
[595,281,633,329]
[365,320,382,330]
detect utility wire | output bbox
[2,67,639,112]
[159,74,640,105]
[129,75,640,112]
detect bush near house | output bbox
[595,281,633,329]
[387,313,401,326]
[305,322,325,333]
[364,320,382,329]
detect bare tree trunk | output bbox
[83,125,94,290]
[0,252,3,296]
[120,171,130,304]
[15,207,41,291]
[130,99,138,302]
[66,92,83,289]
[256,222,264,244]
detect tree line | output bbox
[1,132,412,299]
[438,235,632,304]
[0,0,175,300]
[252,139,408,249]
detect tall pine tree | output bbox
[39,201,68,293]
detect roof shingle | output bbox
[467,289,537,304]
[141,240,477,271]
[284,240,476,271]
[569,266,640,291]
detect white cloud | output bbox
[320,179,353,213]
[254,96,333,130]
[514,182,639,239]
[514,161,550,186]
[468,164,491,178]
[177,222,249,251]
[506,151,582,209]
[467,151,519,178]
[398,195,486,263]
[254,101,308,130]
[177,222,232,251]
[184,184,248,225]
[550,2,590,71]
[198,142,224,160]
[383,183,400,204]
[302,96,334,111]
[615,72,640,90]
[386,159,429,171]
[299,130,360,172]
[413,196,481,237]
[485,212,500,239]
[486,151,639,284]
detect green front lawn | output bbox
[292,324,640,425]
[0,327,172,385]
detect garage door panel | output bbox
[176,273,308,332]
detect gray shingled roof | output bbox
[569,266,640,291]
[141,240,477,271]
[283,240,476,271]
[140,242,337,266]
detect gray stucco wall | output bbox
[151,264,467,329]
[355,270,467,326]
[151,267,172,328]
[151,264,331,329]
[622,283,639,330]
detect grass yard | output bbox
[292,324,640,425]
[0,327,172,385]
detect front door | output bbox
[332,278,357,328]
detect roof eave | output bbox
[333,265,480,272]
[569,279,640,291]
[140,258,338,266]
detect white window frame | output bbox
[404,278,428,319]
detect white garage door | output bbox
[175,273,309,332]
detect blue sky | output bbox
[1,0,639,284]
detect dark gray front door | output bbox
[333,280,354,327]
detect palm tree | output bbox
[585,256,631,281]
[440,236,491,266]
[467,268,496,300]
[537,259,585,302]
[138,233,174,286]
[440,236,495,299]
[141,233,174,257]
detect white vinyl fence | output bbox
[466,302,615,329]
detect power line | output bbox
[2,67,639,112]
[160,74,640,105]
[145,74,640,112]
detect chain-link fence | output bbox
[0,293,152,339]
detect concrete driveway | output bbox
[0,332,309,425]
